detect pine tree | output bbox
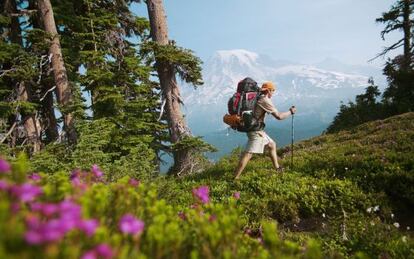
[376,0,414,114]
[375,0,413,69]
[145,0,212,176]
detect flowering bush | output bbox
[0,156,324,258]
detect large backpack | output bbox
[223,77,265,132]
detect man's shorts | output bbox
[244,131,275,154]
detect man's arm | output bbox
[257,97,296,120]
[271,111,291,120]
[271,106,296,120]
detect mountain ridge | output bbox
[183,49,374,106]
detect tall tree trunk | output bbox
[17,82,42,152]
[29,0,59,143]
[146,0,194,175]
[41,82,59,143]
[403,0,412,70]
[37,0,76,144]
[4,0,42,153]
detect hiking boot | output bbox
[276,166,285,173]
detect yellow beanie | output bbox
[261,81,276,92]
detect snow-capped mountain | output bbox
[183,49,370,107]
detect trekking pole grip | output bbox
[289,105,296,115]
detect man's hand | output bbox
[289,106,296,115]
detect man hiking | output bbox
[234,81,296,180]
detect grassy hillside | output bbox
[284,112,414,208]
[0,113,413,258]
[157,112,414,257]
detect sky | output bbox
[132,0,401,68]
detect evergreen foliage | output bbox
[328,0,414,133]
[382,56,414,114]
[0,0,215,175]
[327,78,384,133]
[141,42,204,87]
[0,0,187,175]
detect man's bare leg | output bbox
[266,141,281,171]
[234,152,253,180]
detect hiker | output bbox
[234,81,296,180]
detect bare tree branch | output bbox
[0,68,17,78]
[37,54,53,83]
[39,85,56,101]
[0,122,17,144]
[10,9,37,17]
[157,96,166,121]
[369,38,405,62]
[381,23,403,40]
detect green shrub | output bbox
[0,157,326,258]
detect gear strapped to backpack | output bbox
[223,77,265,132]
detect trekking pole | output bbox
[291,113,294,169]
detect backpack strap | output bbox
[237,92,244,116]
[252,93,264,119]
[252,93,266,131]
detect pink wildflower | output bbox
[119,214,145,235]
[91,164,104,178]
[25,230,44,245]
[233,191,241,200]
[78,219,99,236]
[95,244,114,258]
[31,202,59,217]
[209,214,217,222]
[25,200,98,246]
[0,180,9,191]
[0,159,11,173]
[28,173,41,181]
[25,215,40,229]
[41,203,59,217]
[178,211,186,220]
[244,228,252,235]
[81,251,96,259]
[129,178,140,187]
[82,244,114,259]
[70,169,81,181]
[24,218,67,244]
[59,200,82,220]
[192,186,210,204]
[11,202,20,214]
[10,183,42,202]
[41,219,67,242]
